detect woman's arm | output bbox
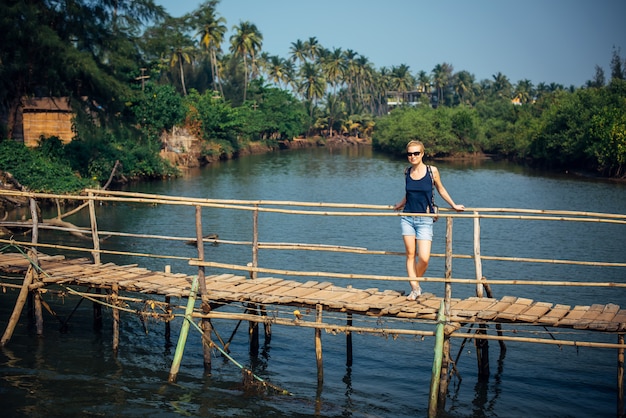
[394,197,406,211]
[431,166,465,211]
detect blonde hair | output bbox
[406,140,424,151]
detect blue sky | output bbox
[155,0,626,88]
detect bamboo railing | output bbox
[1,188,625,291]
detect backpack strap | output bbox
[426,165,437,213]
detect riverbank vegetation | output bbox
[1,0,625,195]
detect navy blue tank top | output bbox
[403,166,433,214]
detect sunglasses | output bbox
[406,151,422,157]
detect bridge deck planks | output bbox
[0,253,624,332]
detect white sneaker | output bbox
[406,288,421,301]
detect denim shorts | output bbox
[400,215,433,241]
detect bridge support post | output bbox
[476,326,490,378]
[112,283,120,353]
[315,304,324,386]
[248,304,259,357]
[195,206,212,372]
[164,295,171,345]
[260,304,271,344]
[346,313,353,367]
[438,217,453,406]
[619,333,624,418]
[428,300,446,417]
[168,276,199,383]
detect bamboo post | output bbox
[438,216,453,407]
[315,304,324,386]
[619,333,624,417]
[260,304,271,344]
[26,198,45,336]
[165,296,171,344]
[476,325,490,378]
[251,205,259,280]
[88,193,103,330]
[346,313,353,367]
[195,205,211,371]
[473,213,483,298]
[112,283,119,353]
[482,279,506,353]
[428,300,446,417]
[168,275,199,383]
[165,265,171,345]
[444,216,453,313]
[249,304,259,357]
[1,264,36,346]
[88,192,101,265]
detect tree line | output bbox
[0,0,625,194]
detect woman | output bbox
[394,140,465,300]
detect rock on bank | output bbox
[159,128,371,169]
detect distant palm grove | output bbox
[1,0,625,193]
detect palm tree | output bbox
[492,72,512,99]
[321,47,346,93]
[514,79,534,104]
[322,92,346,137]
[229,21,263,102]
[389,64,414,106]
[453,70,475,105]
[289,39,308,65]
[169,45,194,96]
[194,1,227,96]
[265,55,294,89]
[304,36,322,62]
[298,62,326,119]
[416,71,431,93]
[432,63,453,105]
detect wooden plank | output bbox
[516,302,553,323]
[556,305,590,327]
[536,304,572,325]
[496,298,534,321]
[255,282,333,304]
[275,285,333,302]
[454,299,499,320]
[587,304,621,331]
[477,296,517,320]
[573,304,607,329]
[612,310,626,332]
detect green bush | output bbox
[0,140,95,193]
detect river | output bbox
[1,146,625,417]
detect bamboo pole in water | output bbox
[248,303,259,357]
[251,206,258,280]
[88,193,103,330]
[315,304,324,386]
[429,300,446,417]
[195,206,212,371]
[438,217,454,407]
[168,275,199,383]
[1,263,36,346]
[473,214,483,298]
[619,333,624,417]
[87,192,101,265]
[346,313,353,367]
[29,198,44,336]
[112,283,119,353]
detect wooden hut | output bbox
[19,97,74,147]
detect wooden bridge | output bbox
[0,252,624,333]
[0,189,625,416]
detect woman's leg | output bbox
[415,238,432,277]
[403,235,420,292]
[403,236,432,299]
